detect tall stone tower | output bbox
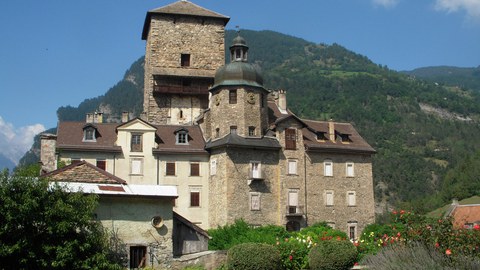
[205,35,281,228]
[142,0,230,125]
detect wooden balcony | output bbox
[153,85,209,95]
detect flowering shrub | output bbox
[358,210,480,265]
[308,239,357,270]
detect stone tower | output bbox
[205,35,281,228]
[142,0,230,125]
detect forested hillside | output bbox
[21,29,480,214]
[404,66,480,92]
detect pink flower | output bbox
[474,224,480,230]
[445,249,452,255]
[289,255,293,261]
[400,210,405,214]
[354,262,359,266]
[392,210,398,215]
[435,242,440,248]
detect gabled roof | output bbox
[153,125,208,154]
[173,211,210,239]
[43,161,127,184]
[116,117,157,130]
[57,122,122,153]
[267,100,375,154]
[142,0,230,40]
[205,133,281,150]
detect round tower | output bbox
[208,33,269,139]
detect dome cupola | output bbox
[211,32,264,90]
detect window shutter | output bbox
[166,162,175,176]
[326,191,334,206]
[96,160,106,171]
[210,160,217,175]
[346,163,354,177]
[288,191,298,206]
[285,129,296,150]
[324,160,333,176]
[348,192,356,206]
[190,191,200,207]
[288,160,297,175]
[131,159,142,175]
[190,163,199,176]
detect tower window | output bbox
[181,54,190,67]
[285,128,296,150]
[229,90,237,104]
[230,126,237,134]
[235,49,242,60]
[248,126,256,137]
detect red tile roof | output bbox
[451,205,480,229]
[56,122,121,153]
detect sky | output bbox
[0,0,479,165]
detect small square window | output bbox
[96,159,106,171]
[181,54,190,67]
[230,126,237,134]
[131,158,143,175]
[347,191,356,206]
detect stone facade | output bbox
[143,10,227,125]
[40,133,57,173]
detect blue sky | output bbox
[0,0,479,165]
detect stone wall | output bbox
[143,14,225,124]
[40,133,57,173]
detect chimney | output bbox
[86,113,94,123]
[122,111,130,123]
[452,198,459,206]
[94,112,103,123]
[40,133,57,174]
[278,89,287,112]
[328,119,336,142]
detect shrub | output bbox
[362,242,480,270]
[308,239,357,270]
[227,243,281,270]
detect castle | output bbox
[41,0,375,267]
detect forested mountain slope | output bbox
[403,66,480,92]
[21,30,480,214]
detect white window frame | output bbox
[347,191,356,206]
[176,131,188,145]
[250,192,261,211]
[210,159,217,176]
[346,162,354,177]
[83,127,96,142]
[325,190,334,206]
[130,158,143,175]
[287,159,297,175]
[324,159,333,177]
[250,161,262,179]
[348,222,358,241]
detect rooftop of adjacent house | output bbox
[43,161,126,184]
[142,0,230,40]
[450,204,480,228]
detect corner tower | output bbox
[142,0,229,125]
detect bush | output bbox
[308,240,357,270]
[362,242,480,270]
[227,243,281,270]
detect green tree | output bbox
[0,170,122,269]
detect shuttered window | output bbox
[210,159,217,175]
[96,160,106,171]
[166,162,176,176]
[285,128,296,150]
[190,191,200,207]
[324,159,333,176]
[346,162,354,177]
[190,163,200,176]
[288,159,297,175]
[131,159,142,175]
[326,190,334,206]
[347,191,356,206]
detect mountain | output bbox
[19,29,480,214]
[0,153,15,172]
[403,66,480,92]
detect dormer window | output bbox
[131,133,143,152]
[175,128,189,145]
[82,125,96,142]
[316,132,328,141]
[340,134,352,143]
